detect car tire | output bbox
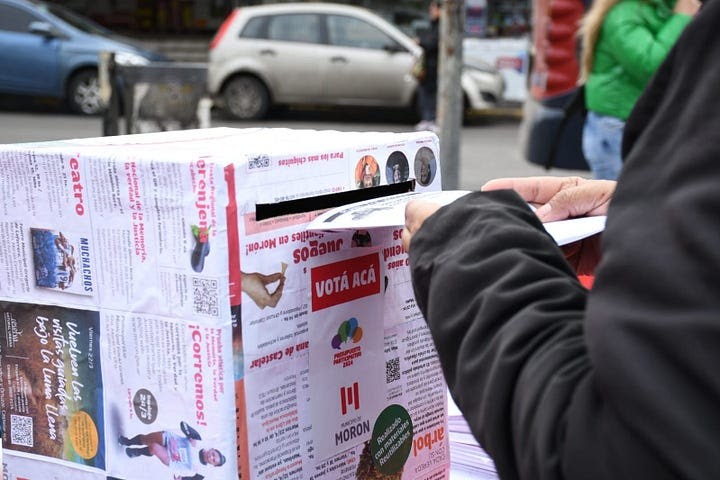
[67,69,105,115]
[222,75,270,120]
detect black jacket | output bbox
[418,19,440,87]
[409,2,720,478]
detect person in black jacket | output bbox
[415,0,441,133]
[401,0,720,477]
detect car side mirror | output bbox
[29,21,65,39]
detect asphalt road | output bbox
[0,103,588,190]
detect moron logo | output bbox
[332,317,363,368]
[336,382,371,447]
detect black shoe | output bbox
[180,420,202,440]
[126,447,143,458]
[118,435,131,446]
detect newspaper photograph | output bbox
[0,300,104,469]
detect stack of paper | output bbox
[447,390,499,479]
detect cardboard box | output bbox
[0,128,450,480]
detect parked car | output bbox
[0,0,167,115]
[208,3,505,120]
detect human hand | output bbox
[673,0,700,15]
[402,199,442,252]
[481,176,615,222]
[242,271,285,309]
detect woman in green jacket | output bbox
[579,0,697,179]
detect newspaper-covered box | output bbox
[0,127,450,480]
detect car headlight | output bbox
[114,51,151,66]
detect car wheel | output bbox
[222,76,269,120]
[68,69,104,115]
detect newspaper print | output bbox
[0,127,447,480]
[233,131,449,480]
[0,133,235,479]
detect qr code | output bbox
[386,357,400,384]
[248,154,270,171]
[192,277,219,316]
[10,414,33,447]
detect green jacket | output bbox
[586,0,692,119]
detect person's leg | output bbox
[427,83,437,123]
[119,431,164,447]
[416,86,430,130]
[125,446,151,458]
[582,111,625,180]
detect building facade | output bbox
[62,0,528,39]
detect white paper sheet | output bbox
[307,190,606,246]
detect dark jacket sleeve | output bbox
[409,2,720,478]
[409,190,593,480]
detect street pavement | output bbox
[0,105,589,190]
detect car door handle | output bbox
[330,56,348,63]
[259,49,276,56]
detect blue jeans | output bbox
[582,111,625,180]
[418,83,437,122]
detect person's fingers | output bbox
[482,176,585,204]
[402,200,441,251]
[405,200,441,233]
[260,272,284,285]
[536,180,615,222]
[401,227,413,252]
[268,283,284,307]
[270,277,285,296]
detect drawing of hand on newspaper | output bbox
[241,263,287,309]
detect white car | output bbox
[207,2,505,120]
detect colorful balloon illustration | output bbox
[331,317,363,349]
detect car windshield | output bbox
[38,1,113,36]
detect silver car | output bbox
[207,2,504,120]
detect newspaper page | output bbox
[232,129,450,480]
[0,131,236,479]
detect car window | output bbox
[43,3,112,36]
[267,14,322,44]
[0,5,41,33]
[327,15,401,50]
[239,15,267,39]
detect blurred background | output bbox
[0,0,589,187]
